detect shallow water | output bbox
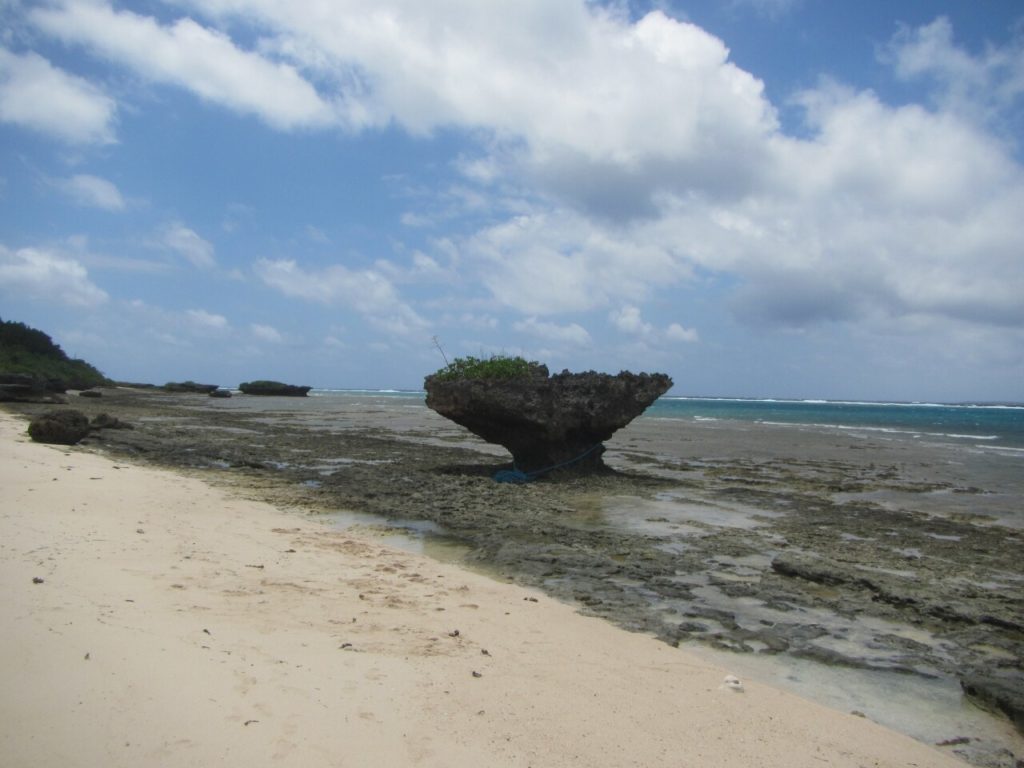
[327,508,480,570]
[688,642,1023,763]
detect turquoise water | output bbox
[312,390,1024,451]
[647,397,1024,450]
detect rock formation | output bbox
[238,380,311,397]
[163,381,219,394]
[424,364,672,478]
[28,409,92,445]
[0,373,66,403]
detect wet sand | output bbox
[3,388,1023,766]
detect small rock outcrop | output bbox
[239,380,311,397]
[163,381,219,394]
[0,373,66,403]
[209,389,232,398]
[28,409,92,445]
[424,364,672,477]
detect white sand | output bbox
[0,412,966,767]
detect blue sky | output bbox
[1,0,1023,401]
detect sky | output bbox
[1,0,1023,402]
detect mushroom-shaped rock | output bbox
[424,363,671,478]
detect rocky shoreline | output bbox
[4,387,1022,766]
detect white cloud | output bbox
[171,5,1020,340]
[0,244,108,306]
[610,305,699,344]
[185,308,229,331]
[9,4,1024,385]
[0,47,116,143]
[885,16,1024,128]
[513,317,592,347]
[610,305,654,336]
[666,323,699,343]
[161,223,216,269]
[29,0,334,130]
[57,174,126,210]
[464,211,685,315]
[133,1,777,217]
[251,323,283,343]
[254,258,428,337]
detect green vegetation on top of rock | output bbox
[430,355,537,382]
[0,318,109,389]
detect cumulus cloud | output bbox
[29,0,335,130]
[885,16,1024,128]
[193,5,1021,338]
[610,305,699,344]
[0,47,116,143]
[13,1,1024,368]
[124,1,776,218]
[254,258,427,336]
[610,305,654,336]
[0,244,108,306]
[185,308,229,331]
[161,223,216,269]
[464,211,685,315]
[666,323,699,343]
[251,323,283,343]
[513,317,592,347]
[57,174,126,210]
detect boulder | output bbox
[424,365,671,477]
[238,380,311,397]
[28,409,91,445]
[209,389,232,398]
[0,373,66,403]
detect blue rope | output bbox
[493,443,603,484]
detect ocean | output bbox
[313,390,1024,452]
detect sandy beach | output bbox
[0,407,985,767]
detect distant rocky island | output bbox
[238,380,311,397]
[163,381,220,394]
